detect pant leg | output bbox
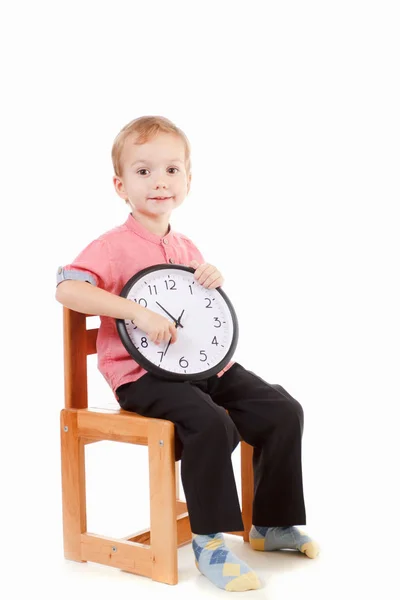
[207,362,307,526]
[116,373,244,534]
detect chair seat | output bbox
[66,406,184,460]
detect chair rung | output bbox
[122,511,192,549]
[81,533,152,577]
[86,328,98,355]
[177,514,192,547]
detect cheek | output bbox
[129,178,147,195]
[177,174,188,190]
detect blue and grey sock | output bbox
[249,525,319,558]
[192,532,261,591]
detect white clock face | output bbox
[117,265,238,381]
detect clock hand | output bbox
[175,309,185,328]
[163,337,172,357]
[155,301,184,328]
[164,309,185,358]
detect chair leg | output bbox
[241,440,254,542]
[148,420,178,585]
[175,462,181,500]
[60,409,87,561]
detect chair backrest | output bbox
[63,307,98,409]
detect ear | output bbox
[187,172,192,195]
[113,175,128,201]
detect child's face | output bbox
[113,132,191,218]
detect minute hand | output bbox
[155,301,184,328]
[164,309,185,358]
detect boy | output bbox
[56,115,319,592]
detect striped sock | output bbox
[249,525,320,558]
[192,532,261,591]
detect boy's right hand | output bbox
[131,304,178,346]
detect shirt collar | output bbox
[124,212,173,244]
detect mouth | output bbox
[149,196,172,201]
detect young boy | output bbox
[55,115,319,592]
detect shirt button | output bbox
[169,258,174,264]
[58,267,62,274]
[163,238,169,245]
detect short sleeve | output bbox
[56,238,112,290]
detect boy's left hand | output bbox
[189,260,224,289]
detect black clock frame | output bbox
[116,264,239,382]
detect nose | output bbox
[152,168,169,190]
[153,181,168,192]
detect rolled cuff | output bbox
[56,266,97,287]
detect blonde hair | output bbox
[111,115,191,178]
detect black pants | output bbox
[116,362,306,535]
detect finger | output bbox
[208,276,224,289]
[169,323,177,343]
[201,270,220,287]
[197,265,216,285]
[193,262,210,280]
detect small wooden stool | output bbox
[60,307,254,585]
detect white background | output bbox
[1,1,399,598]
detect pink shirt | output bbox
[57,213,235,394]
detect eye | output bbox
[137,167,179,175]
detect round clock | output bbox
[116,264,239,381]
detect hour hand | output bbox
[175,309,185,328]
[156,301,184,328]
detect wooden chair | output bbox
[60,307,254,585]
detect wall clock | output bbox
[116,264,239,381]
